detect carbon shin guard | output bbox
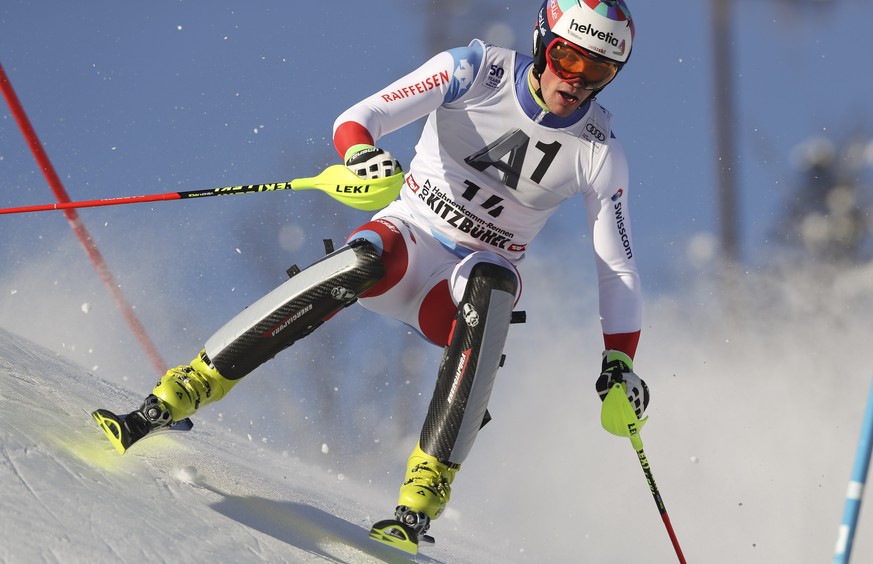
[203,238,384,379]
[419,262,518,465]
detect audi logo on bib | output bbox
[586,122,606,142]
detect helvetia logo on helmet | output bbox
[568,19,621,48]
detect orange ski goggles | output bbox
[545,39,620,90]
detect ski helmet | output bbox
[532,0,635,88]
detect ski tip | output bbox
[369,519,420,555]
[91,409,130,455]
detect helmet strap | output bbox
[527,67,549,111]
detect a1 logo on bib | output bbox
[462,303,480,327]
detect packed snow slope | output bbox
[0,328,504,563]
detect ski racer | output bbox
[96,0,649,552]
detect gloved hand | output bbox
[344,144,402,180]
[595,350,650,420]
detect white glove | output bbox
[344,144,402,180]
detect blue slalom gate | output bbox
[834,377,873,563]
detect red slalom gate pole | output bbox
[0,61,166,376]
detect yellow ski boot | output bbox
[395,444,460,535]
[152,350,238,422]
[369,444,460,553]
[92,350,236,454]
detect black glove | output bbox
[344,144,402,180]
[595,350,650,419]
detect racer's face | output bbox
[537,65,594,117]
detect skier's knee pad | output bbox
[203,238,385,379]
[420,261,519,465]
[449,251,521,305]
